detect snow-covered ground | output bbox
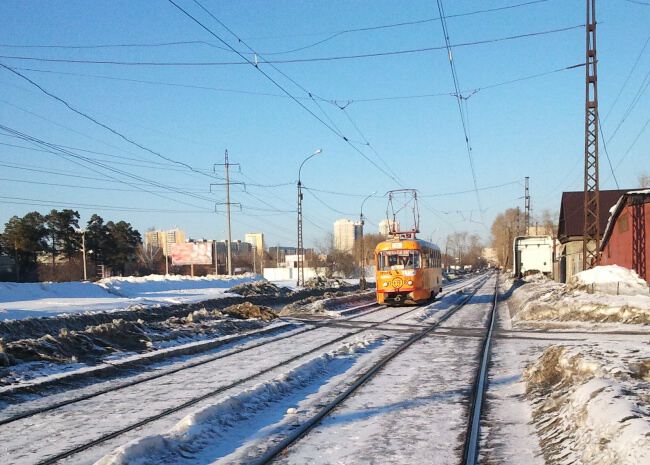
[0,277,486,465]
[0,274,262,320]
[484,266,650,465]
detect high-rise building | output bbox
[244,233,265,255]
[379,219,400,236]
[145,228,186,256]
[333,219,362,253]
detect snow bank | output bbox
[507,276,650,325]
[0,281,113,303]
[569,265,650,296]
[0,274,263,320]
[95,338,378,465]
[99,273,261,298]
[524,345,650,465]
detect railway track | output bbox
[2,276,488,465]
[244,273,499,465]
[1,274,483,427]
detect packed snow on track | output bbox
[0,275,364,387]
[482,266,649,465]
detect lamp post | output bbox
[75,228,87,281]
[297,148,323,286]
[359,191,377,290]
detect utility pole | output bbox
[524,176,531,235]
[582,0,601,270]
[81,230,87,281]
[296,149,323,286]
[213,150,242,276]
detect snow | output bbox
[0,274,263,320]
[95,338,379,465]
[570,265,650,296]
[508,271,650,325]
[524,344,650,465]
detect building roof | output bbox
[557,189,632,243]
[600,189,650,250]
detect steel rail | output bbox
[0,301,382,427]
[462,272,500,465]
[248,276,491,465]
[2,275,481,426]
[32,296,455,465]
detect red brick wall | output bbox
[601,202,649,282]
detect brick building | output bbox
[600,190,649,283]
[556,189,630,283]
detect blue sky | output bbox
[0,0,648,248]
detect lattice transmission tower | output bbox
[582,0,601,270]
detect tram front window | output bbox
[379,251,420,270]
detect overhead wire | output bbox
[168,0,404,186]
[0,124,216,209]
[435,0,484,226]
[0,195,212,213]
[12,62,583,106]
[0,24,585,67]
[603,30,650,122]
[597,115,620,189]
[0,62,216,179]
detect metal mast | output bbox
[297,180,304,286]
[524,176,530,234]
[583,0,600,270]
[213,150,241,276]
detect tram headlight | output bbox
[383,282,388,287]
[407,280,413,285]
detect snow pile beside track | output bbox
[524,345,650,465]
[99,273,261,297]
[506,271,650,325]
[568,265,650,296]
[95,337,379,465]
[278,291,374,317]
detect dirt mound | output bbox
[3,319,150,365]
[227,281,290,297]
[222,302,277,321]
[304,276,347,288]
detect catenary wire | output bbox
[0,62,217,179]
[168,0,403,186]
[0,24,585,66]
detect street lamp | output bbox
[359,191,377,290]
[297,148,323,286]
[75,228,87,281]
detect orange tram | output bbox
[374,237,443,305]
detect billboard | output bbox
[170,242,213,265]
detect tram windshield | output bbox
[378,250,420,270]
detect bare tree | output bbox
[639,173,650,188]
[490,207,526,268]
[136,244,162,275]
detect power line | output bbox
[0,176,214,194]
[0,24,584,66]
[603,30,650,122]
[0,195,212,213]
[0,1,553,54]
[605,65,650,144]
[613,112,650,170]
[168,0,403,185]
[0,62,216,179]
[0,124,215,209]
[435,0,484,225]
[597,115,620,189]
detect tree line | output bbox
[0,210,141,282]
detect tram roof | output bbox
[375,237,440,252]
